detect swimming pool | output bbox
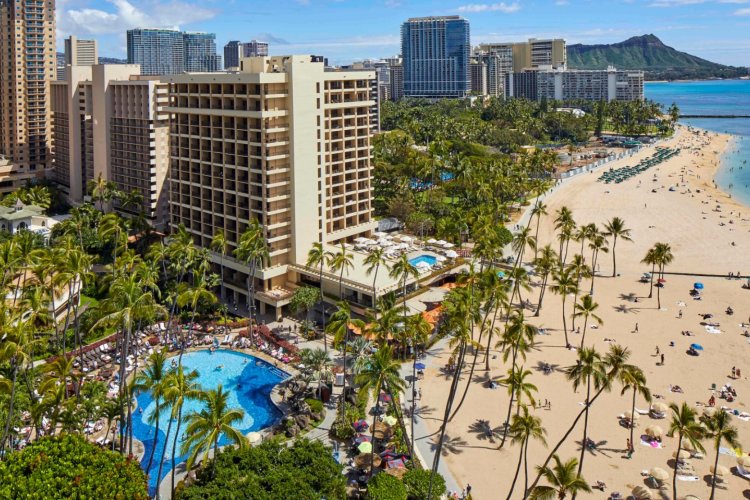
[131,349,288,495]
[409,254,437,267]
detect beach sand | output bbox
[418,126,750,499]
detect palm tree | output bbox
[327,301,363,423]
[586,234,608,295]
[499,366,538,449]
[619,365,651,457]
[180,385,246,478]
[529,455,591,500]
[132,350,167,473]
[667,402,705,500]
[573,295,602,349]
[701,410,739,500]
[641,247,658,299]
[0,319,35,454]
[603,217,632,277]
[364,247,389,309]
[507,405,547,500]
[234,221,268,340]
[210,229,228,301]
[160,366,202,498]
[176,274,218,363]
[565,347,607,480]
[512,226,536,271]
[533,245,557,317]
[306,242,332,342]
[550,264,577,348]
[355,345,405,477]
[530,201,548,261]
[300,348,332,398]
[653,242,674,310]
[567,254,591,332]
[329,242,354,301]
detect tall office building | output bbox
[64,36,98,66]
[401,16,470,98]
[224,40,270,70]
[385,57,403,101]
[183,32,221,72]
[470,60,488,95]
[478,38,566,73]
[51,65,171,227]
[166,55,377,316]
[127,29,185,75]
[0,0,57,183]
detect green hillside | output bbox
[567,34,747,80]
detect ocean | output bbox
[646,80,750,207]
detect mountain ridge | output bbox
[567,35,748,80]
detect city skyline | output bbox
[55,0,750,67]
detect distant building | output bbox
[51,65,171,228]
[507,67,644,102]
[224,40,269,70]
[64,36,98,66]
[401,16,471,98]
[385,57,404,101]
[127,29,222,75]
[183,32,222,72]
[479,38,566,72]
[470,60,488,95]
[505,71,539,101]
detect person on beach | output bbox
[626,438,633,459]
[661,353,665,365]
[634,323,639,333]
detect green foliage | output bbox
[305,398,324,415]
[177,439,346,500]
[567,34,749,80]
[289,286,321,317]
[403,469,446,500]
[367,472,407,500]
[0,434,148,499]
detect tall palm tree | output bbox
[176,273,218,363]
[603,217,632,278]
[0,319,35,454]
[160,366,202,499]
[527,345,632,495]
[533,245,557,317]
[667,402,705,500]
[653,242,674,310]
[499,366,537,449]
[180,385,246,478]
[587,234,608,295]
[529,455,591,500]
[306,242,332,342]
[300,347,332,398]
[641,247,658,299]
[364,247,389,310]
[530,201,548,261]
[550,264,577,348]
[234,221,268,340]
[565,347,607,480]
[326,301,363,423]
[701,411,739,500]
[329,242,354,301]
[355,345,405,478]
[567,254,591,332]
[573,295,602,349]
[507,405,547,500]
[619,365,651,457]
[210,229,228,301]
[132,350,167,473]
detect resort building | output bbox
[536,67,644,102]
[64,36,98,66]
[51,65,171,228]
[166,55,394,318]
[401,16,471,98]
[478,38,567,73]
[0,0,57,177]
[127,29,222,76]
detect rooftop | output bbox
[0,203,44,221]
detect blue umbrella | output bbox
[690,343,704,351]
[414,362,426,370]
[694,282,704,290]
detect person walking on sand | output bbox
[634,323,639,333]
[655,346,660,356]
[626,438,633,458]
[661,353,665,365]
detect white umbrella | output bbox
[442,242,454,248]
[374,232,386,238]
[354,237,368,244]
[436,255,447,262]
[445,250,458,259]
[400,236,413,243]
[427,238,437,244]
[435,240,447,246]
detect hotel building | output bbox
[0,0,56,183]
[51,65,171,228]
[166,55,380,318]
[64,36,98,66]
[507,67,645,102]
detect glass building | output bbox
[401,16,470,98]
[127,29,221,75]
[183,32,221,73]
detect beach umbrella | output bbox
[649,467,669,481]
[690,343,703,351]
[624,410,640,420]
[357,441,373,454]
[673,449,691,460]
[385,466,408,479]
[681,439,697,451]
[414,362,426,370]
[354,435,371,444]
[427,238,437,244]
[445,250,459,259]
[645,425,664,438]
[354,452,381,469]
[382,415,398,427]
[353,419,369,431]
[694,282,704,290]
[710,465,729,477]
[651,402,668,414]
[378,392,392,403]
[632,485,653,499]
[658,278,666,283]
[737,456,750,467]
[246,432,262,445]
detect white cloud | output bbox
[649,0,705,6]
[734,6,750,13]
[57,0,217,37]
[555,0,570,5]
[457,2,521,13]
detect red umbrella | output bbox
[658,278,666,283]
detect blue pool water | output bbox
[409,254,437,267]
[131,349,288,495]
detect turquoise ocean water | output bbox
[646,79,750,207]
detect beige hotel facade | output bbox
[167,55,381,318]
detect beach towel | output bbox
[640,438,662,448]
[719,447,737,457]
[634,408,650,415]
[676,475,699,481]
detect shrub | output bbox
[367,472,407,500]
[403,469,446,500]
[0,434,148,499]
[305,398,324,415]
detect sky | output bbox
[56,0,750,67]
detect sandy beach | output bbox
[418,126,750,499]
